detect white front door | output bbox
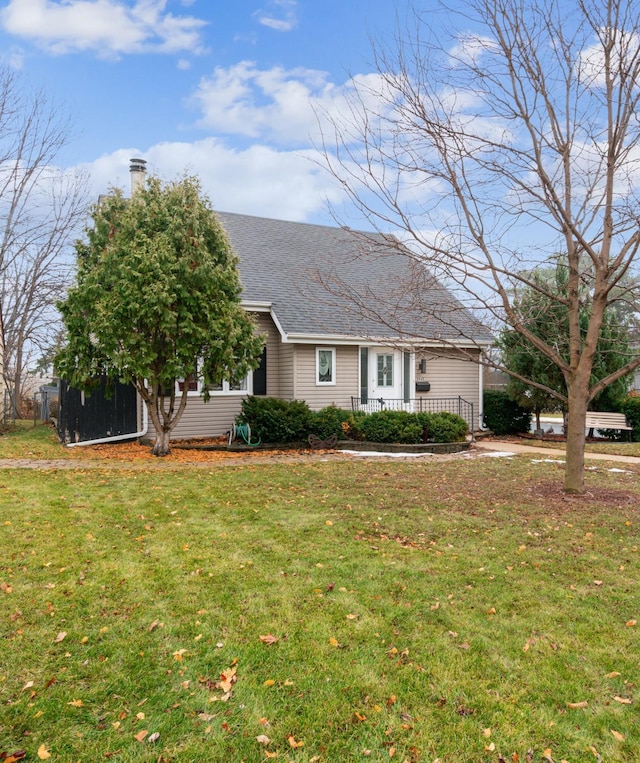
[370,350,402,400]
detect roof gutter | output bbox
[66,397,148,448]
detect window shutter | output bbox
[253,347,267,396]
[360,347,368,403]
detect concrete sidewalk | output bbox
[475,439,640,465]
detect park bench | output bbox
[584,412,633,438]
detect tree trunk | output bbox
[564,382,589,494]
[152,428,171,457]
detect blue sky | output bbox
[0,0,401,225]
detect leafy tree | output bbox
[322,0,640,492]
[499,266,633,429]
[56,174,264,456]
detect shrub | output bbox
[416,411,468,443]
[310,406,353,441]
[356,410,423,444]
[238,396,313,443]
[621,396,640,442]
[483,390,532,435]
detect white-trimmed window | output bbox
[206,374,250,395]
[177,373,201,394]
[178,369,250,396]
[316,347,336,385]
[377,353,394,387]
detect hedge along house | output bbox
[61,160,493,445]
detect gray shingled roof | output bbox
[217,211,492,346]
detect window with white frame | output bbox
[316,347,336,385]
[206,374,250,395]
[377,353,394,387]
[177,366,250,396]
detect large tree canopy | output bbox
[56,174,263,456]
[323,0,640,492]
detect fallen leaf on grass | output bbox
[611,730,625,742]
[625,619,637,627]
[256,734,271,745]
[37,746,50,760]
[288,735,304,748]
[0,752,26,762]
[54,632,66,643]
[259,634,279,645]
[612,695,632,704]
[567,701,588,709]
[604,671,621,678]
[67,699,83,707]
[263,679,275,687]
[134,730,148,743]
[147,732,160,744]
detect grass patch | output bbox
[1,456,639,761]
[0,421,73,459]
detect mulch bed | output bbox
[530,480,638,506]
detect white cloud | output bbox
[578,31,640,88]
[0,0,208,57]
[80,138,343,222]
[253,0,298,32]
[448,33,497,67]
[190,61,391,147]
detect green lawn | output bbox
[1,447,639,761]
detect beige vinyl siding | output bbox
[278,343,295,400]
[415,348,481,421]
[146,312,282,440]
[294,344,358,410]
[147,396,245,440]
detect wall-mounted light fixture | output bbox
[418,358,427,374]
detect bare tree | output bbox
[0,67,88,415]
[322,0,640,493]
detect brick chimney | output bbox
[129,158,147,195]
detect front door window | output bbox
[377,353,394,387]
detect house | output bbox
[144,210,492,441]
[60,161,493,445]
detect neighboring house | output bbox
[141,210,492,441]
[60,161,493,445]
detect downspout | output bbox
[67,398,148,448]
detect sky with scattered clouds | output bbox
[0,0,401,224]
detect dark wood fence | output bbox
[57,378,138,444]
